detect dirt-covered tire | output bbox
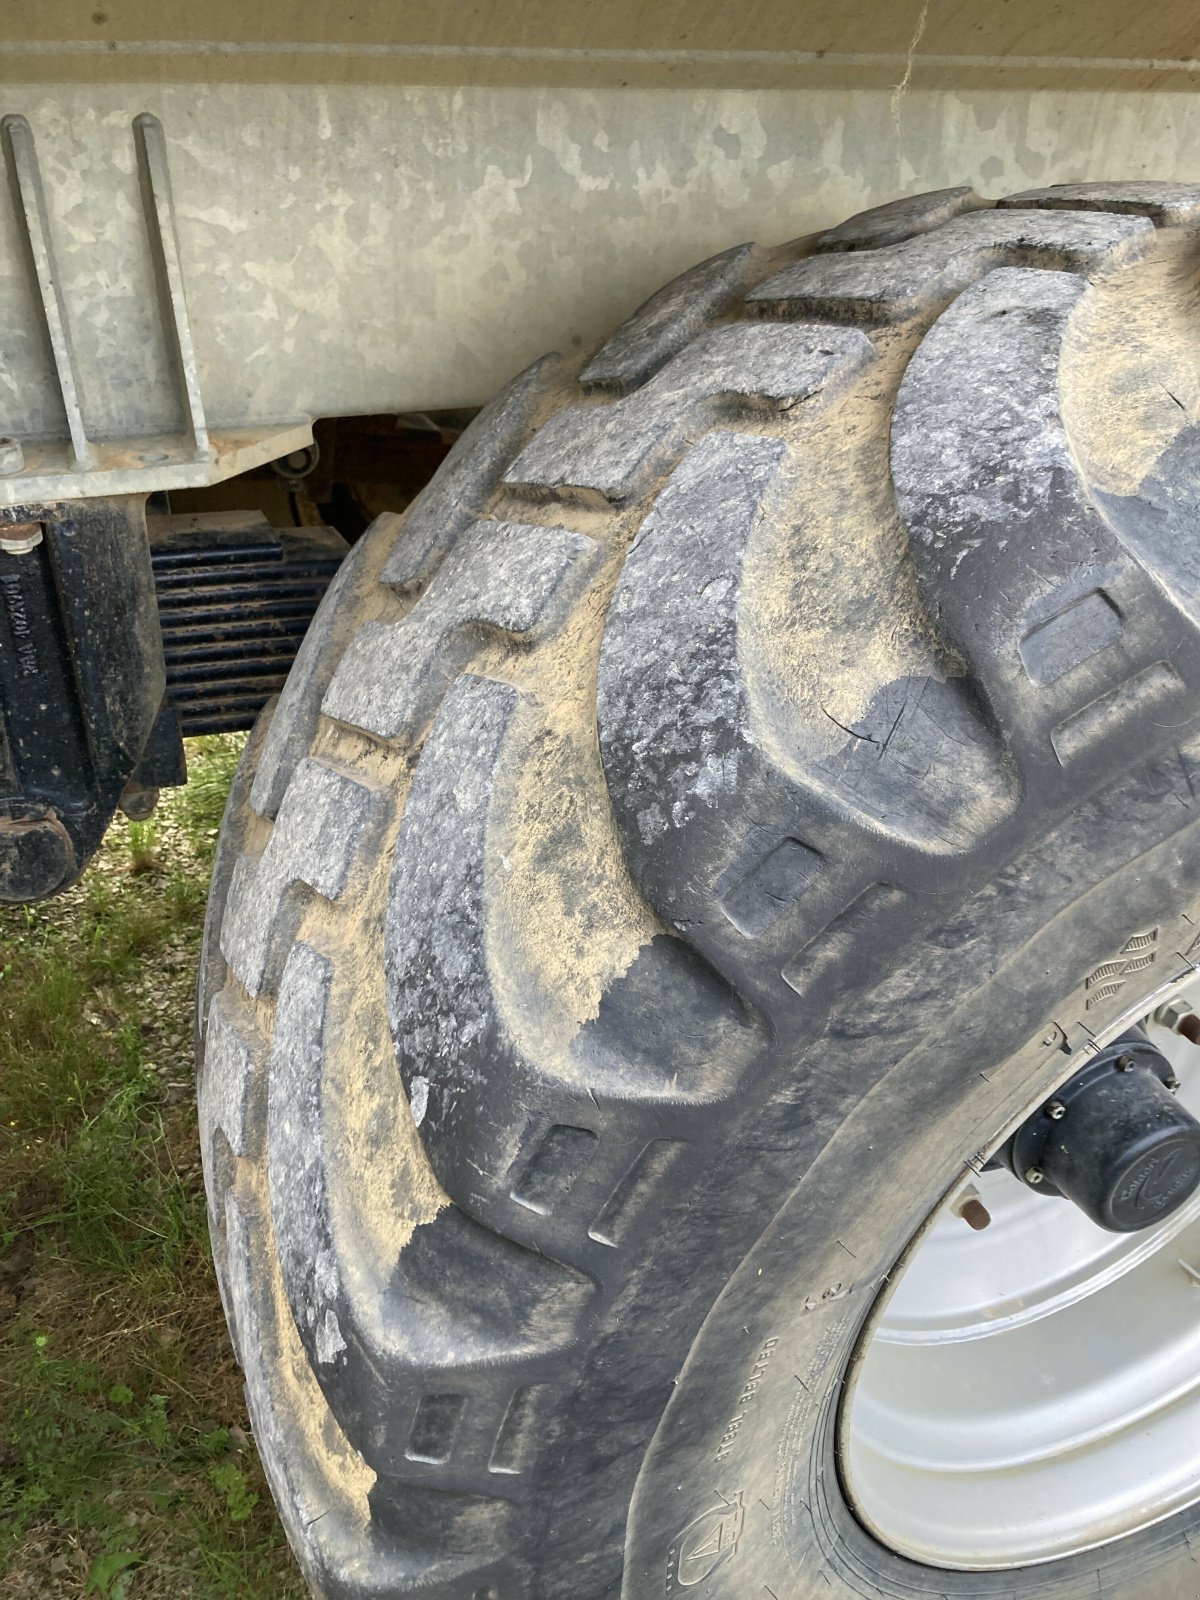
[198,181,1200,1598]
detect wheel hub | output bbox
[997,1029,1200,1232]
[841,981,1200,1570]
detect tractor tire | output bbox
[198,181,1200,1598]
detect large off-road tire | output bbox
[198,181,1200,1598]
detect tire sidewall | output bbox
[622,815,1200,1599]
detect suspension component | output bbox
[999,1030,1200,1233]
[150,510,346,736]
[0,497,164,902]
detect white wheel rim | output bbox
[841,978,1200,1570]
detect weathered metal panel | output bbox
[0,76,1196,432]
[5,0,1200,91]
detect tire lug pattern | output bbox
[998,182,1200,226]
[249,526,397,822]
[598,429,797,961]
[220,757,387,998]
[379,354,563,591]
[200,989,264,1217]
[596,424,1008,1010]
[226,1194,519,1599]
[198,987,267,1359]
[198,698,275,1036]
[197,183,1200,1597]
[504,323,874,503]
[891,266,1200,791]
[265,927,590,1485]
[323,520,596,741]
[815,185,983,252]
[268,942,346,1374]
[249,353,561,823]
[579,241,757,392]
[748,208,1152,323]
[387,673,738,1270]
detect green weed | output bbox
[0,735,306,1599]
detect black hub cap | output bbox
[1000,1030,1200,1232]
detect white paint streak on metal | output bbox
[3,41,1200,72]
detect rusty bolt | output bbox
[1153,1000,1200,1045]
[0,520,41,555]
[1046,1100,1067,1121]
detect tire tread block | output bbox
[817,185,983,251]
[200,990,263,1182]
[891,266,1200,782]
[597,424,1006,1003]
[387,675,739,1272]
[380,355,561,590]
[597,429,831,969]
[999,182,1200,225]
[248,532,389,822]
[264,935,590,1481]
[504,323,875,501]
[324,520,594,741]
[268,942,346,1377]
[749,208,1152,322]
[580,242,756,392]
[223,1196,502,1600]
[220,757,387,998]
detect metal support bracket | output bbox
[0,113,309,507]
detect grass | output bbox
[0,737,307,1599]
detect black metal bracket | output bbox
[0,496,164,901]
[0,496,347,901]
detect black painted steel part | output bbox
[0,497,163,902]
[198,182,1200,1597]
[0,502,346,901]
[150,511,347,737]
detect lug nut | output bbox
[1116,1053,1137,1072]
[1046,1100,1067,1121]
[1025,1167,1045,1185]
[1167,1075,1182,1092]
[1153,1001,1200,1046]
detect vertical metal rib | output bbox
[1,114,91,467]
[133,112,210,459]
